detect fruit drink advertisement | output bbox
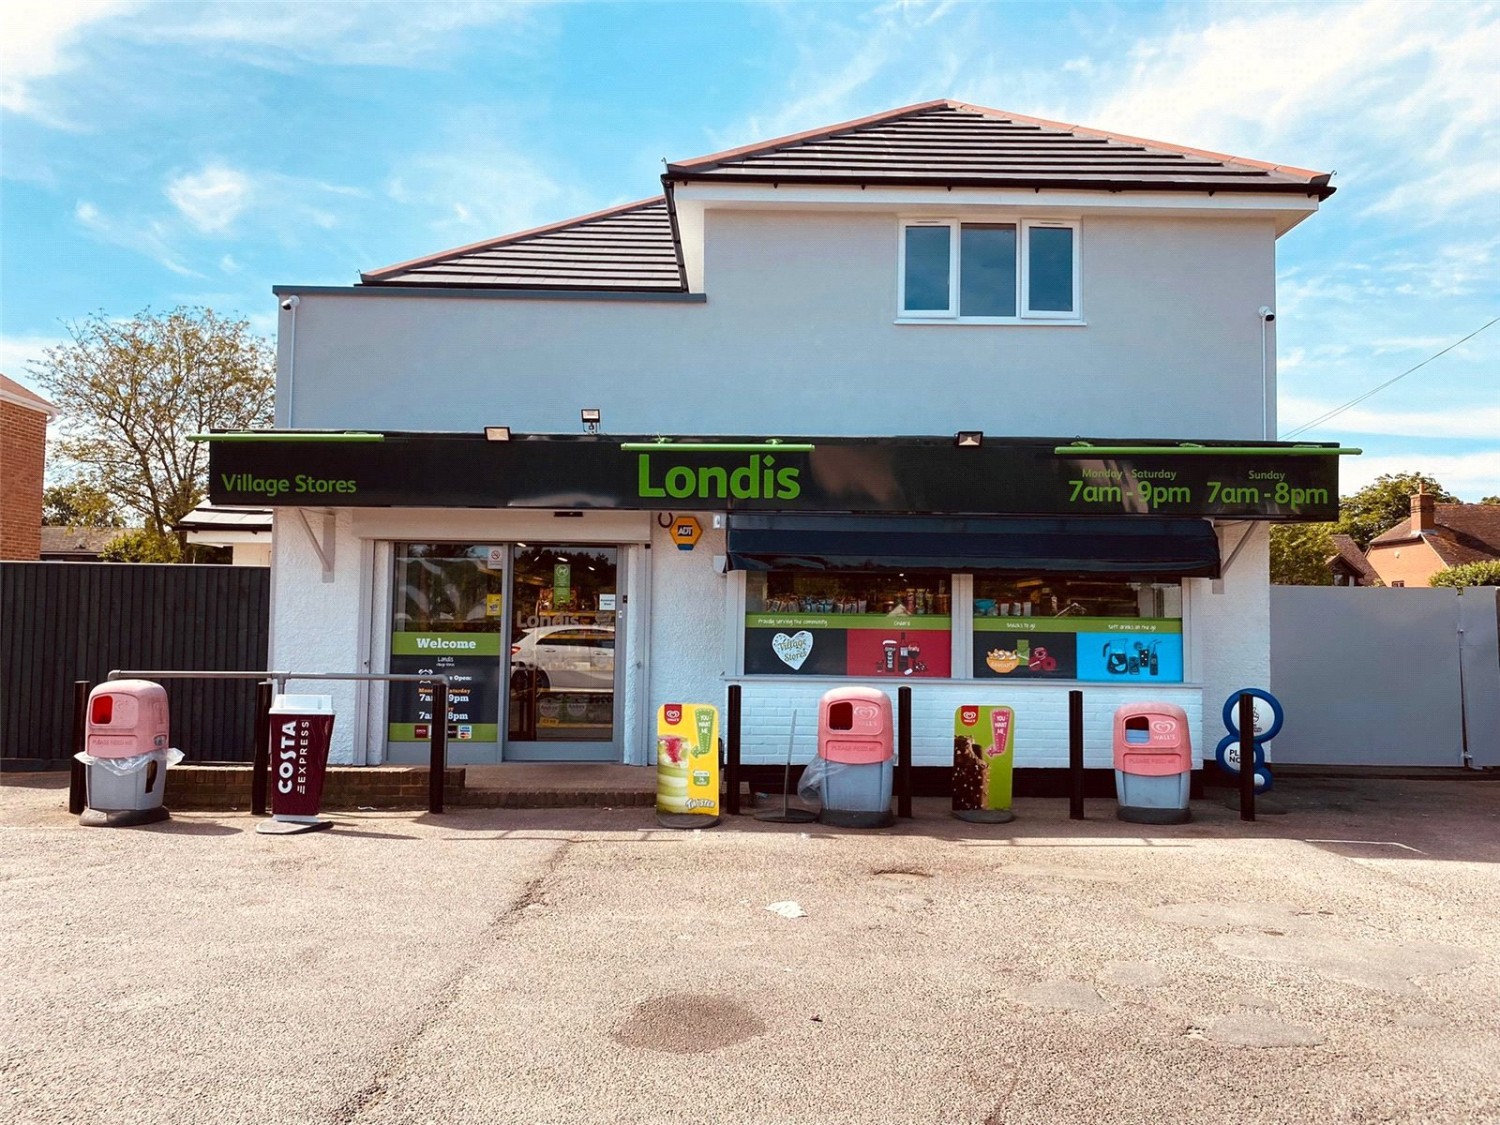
[744,614,952,677]
[974,618,1182,683]
[657,704,719,817]
[953,706,1016,813]
[388,632,501,742]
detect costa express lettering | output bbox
[636,453,800,501]
[220,472,357,498]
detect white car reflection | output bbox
[510,625,615,690]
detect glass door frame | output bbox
[501,542,625,763]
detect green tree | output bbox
[1430,561,1500,588]
[1269,522,1337,586]
[1480,496,1500,505]
[32,307,274,560]
[1336,472,1459,551]
[99,529,181,563]
[42,482,124,528]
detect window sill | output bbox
[894,317,1087,327]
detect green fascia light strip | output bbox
[187,432,386,443]
[1053,443,1362,456]
[620,441,816,452]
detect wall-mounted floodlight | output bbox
[956,431,983,448]
[581,408,601,434]
[484,426,511,442]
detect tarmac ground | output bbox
[2,772,1498,1125]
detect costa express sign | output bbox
[208,435,1342,520]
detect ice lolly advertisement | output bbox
[657,703,720,817]
[952,705,1016,814]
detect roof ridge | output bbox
[362,197,667,282]
[666,100,951,173]
[948,100,1331,184]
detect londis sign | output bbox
[636,452,800,501]
[207,434,1344,521]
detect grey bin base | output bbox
[80,806,170,828]
[1114,769,1190,825]
[819,807,895,829]
[1117,804,1191,825]
[85,754,170,812]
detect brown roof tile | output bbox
[1326,534,1379,582]
[1369,504,1500,566]
[0,374,57,417]
[362,198,683,291]
[666,100,1335,197]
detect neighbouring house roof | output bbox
[360,98,1333,293]
[0,374,57,418]
[1327,534,1379,584]
[174,503,273,534]
[361,198,683,291]
[665,100,1336,197]
[39,527,123,560]
[1368,505,1500,569]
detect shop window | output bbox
[973,576,1183,683]
[899,219,1080,322]
[744,571,952,678]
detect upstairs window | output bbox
[899,219,1079,322]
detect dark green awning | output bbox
[726,514,1220,577]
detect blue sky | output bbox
[4,0,1497,499]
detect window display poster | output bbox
[744,615,952,677]
[388,632,502,741]
[975,618,1182,682]
[657,703,719,817]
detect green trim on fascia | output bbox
[623,442,816,452]
[188,432,385,443]
[1053,444,1361,456]
[272,284,707,303]
[974,616,1183,634]
[390,631,504,656]
[746,614,952,630]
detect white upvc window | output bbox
[898,218,1081,323]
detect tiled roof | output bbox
[362,198,683,291]
[665,100,1335,197]
[1369,505,1500,566]
[0,374,57,417]
[39,527,123,558]
[1326,534,1379,583]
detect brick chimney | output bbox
[1411,487,1436,533]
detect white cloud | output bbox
[385,143,589,247]
[75,199,200,276]
[167,164,251,233]
[0,0,137,119]
[1337,450,1500,502]
[1279,398,1500,441]
[0,335,68,383]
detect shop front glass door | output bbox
[507,545,619,761]
[388,544,507,765]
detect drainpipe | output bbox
[279,294,300,427]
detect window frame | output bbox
[897,216,1082,325]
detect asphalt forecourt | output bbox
[2,775,1497,1125]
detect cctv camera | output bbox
[1258,306,1275,322]
[280,296,300,311]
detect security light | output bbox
[956,431,983,448]
[581,408,601,434]
[484,426,511,442]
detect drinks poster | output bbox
[657,703,719,817]
[953,705,1016,813]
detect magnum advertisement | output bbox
[209,433,1342,521]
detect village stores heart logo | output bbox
[771,631,814,670]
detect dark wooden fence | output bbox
[1,562,269,768]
